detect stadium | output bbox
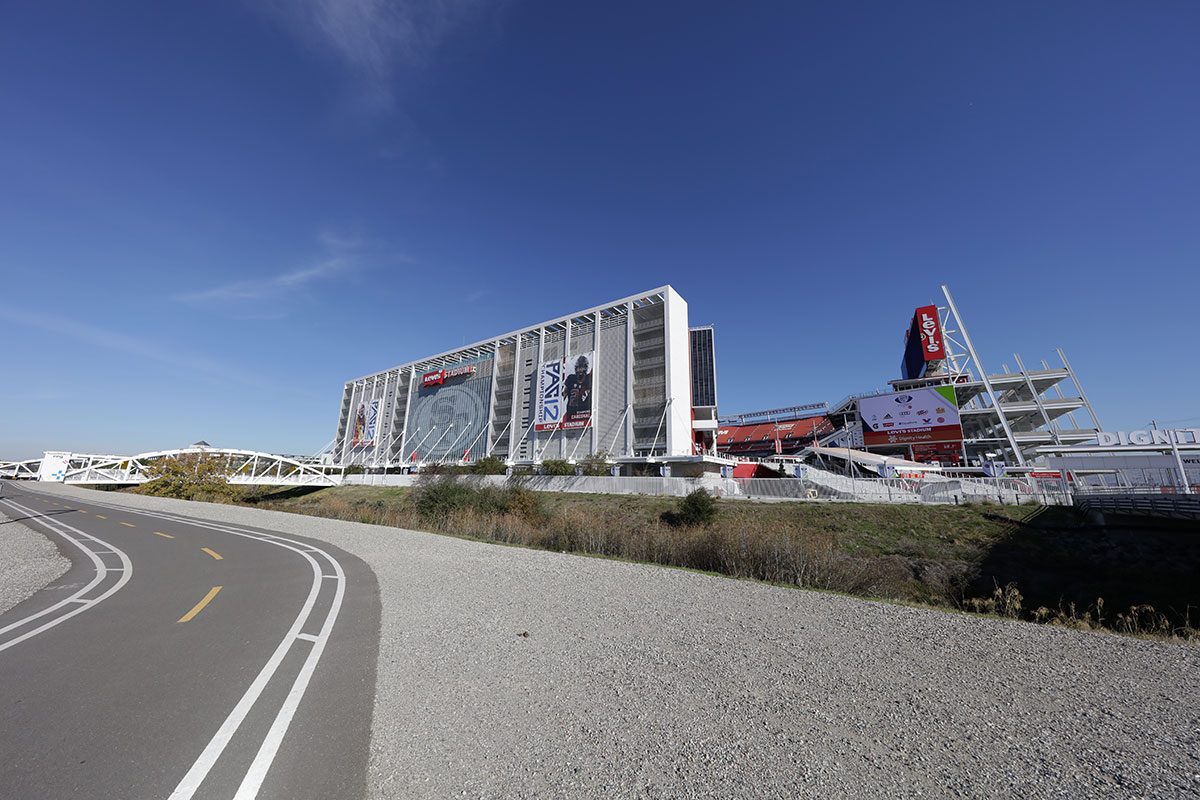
[334,286,721,475]
[7,283,1194,496]
[333,283,1115,480]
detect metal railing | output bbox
[1073,488,1200,522]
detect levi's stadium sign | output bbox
[900,304,946,381]
[422,363,474,388]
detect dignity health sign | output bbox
[860,386,962,446]
[534,352,594,432]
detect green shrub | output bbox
[499,486,545,521]
[472,456,507,475]
[676,488,719,527]
[412,478,477,519]
[540,459,575,476]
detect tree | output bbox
[579,450,615,476]
[136,454,237,501]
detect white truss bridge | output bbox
[0,447,340,487]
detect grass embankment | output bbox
[235,481,1199,641]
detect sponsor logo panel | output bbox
[860,387,962,447]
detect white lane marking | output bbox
[0,498,134,653]
[0,499,106,636]
[167,543,323,800]
[294,633,318,643]
[67,497,348,800]
[234,551,346,800]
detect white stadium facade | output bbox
[334,286,720,472]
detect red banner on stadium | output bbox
[915,304,944,360]
[863,425,962,447]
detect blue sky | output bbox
[2,1,1197,460]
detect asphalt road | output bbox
[0,482,380,800]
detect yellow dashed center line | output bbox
[201,547,223,561]
[153,532,174,539]
[95,515,106,519]
[178,586,222,623]
[121,522,135,528]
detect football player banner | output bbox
[535,351,594,432]
[350,399,379,447]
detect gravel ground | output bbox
[0,498,71,616]
[14,483,1200,799]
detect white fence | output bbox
[341,469,1072,505]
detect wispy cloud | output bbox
[176,230,370,313]
[254,0,493,112]
[0,306,269,389]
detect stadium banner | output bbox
[860,386,962,446]
[351,399,379,447]
[562,351,594,430]
[534,358,565,431]
[535,351,595,432]
[901,304,946,381]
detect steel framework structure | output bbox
[6,448,339,486]
[828,285,1101,466]
[0,458,42,480]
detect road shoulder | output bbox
[0,495,72,616]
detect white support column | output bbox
[410,426,438,465]
[540,417,564,462]
[484,418,511,458]
[427,426,455,463]
[941,285,1025,466]
[1042,359,1083,430]
[562,321,571,460]
[374,371,391,467]
[369,375,379,466]
[625,302,634,456]
[1168,430,1193,495]
[568,418,590,463]
[507,335,523,462]
[445,424,472,462]
[334,385,349,465]
[485,340,500,457]
[592,311,600,458]
[1014,352,1061,446]
[650,398,671,457]
[400,368,415,461]
[533,326,545,463]
[348,381,362,465]
[466,417,495,462]
[1057,348,1102,429]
